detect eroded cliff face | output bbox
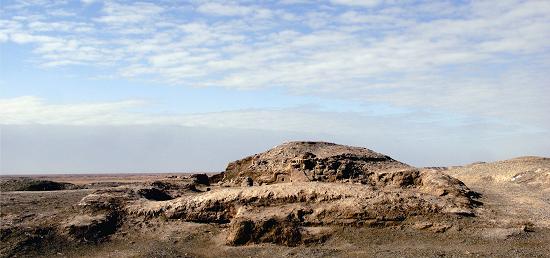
[223,141,412,185]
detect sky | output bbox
[0,0,549,174]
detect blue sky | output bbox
[1,0,549,173]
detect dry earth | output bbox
[444,156,550,228]
[1,142,549,257]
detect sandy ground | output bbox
[1,157,550,257]
[1,173,194,185]
[445,156,550,228]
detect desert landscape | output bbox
[2,0,549,257]
[1,141,549,257]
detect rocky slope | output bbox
[223,141,412,185]
[444,156,550,227]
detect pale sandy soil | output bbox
[444,156,550,228]
[1,157,549,257]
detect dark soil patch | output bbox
[137,188,173,201]
[0,177,77,192]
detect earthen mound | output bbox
[0,177,77,192]
[223,141,411,185]
[73,142,481,246]
[125,142,479,246]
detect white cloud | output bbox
[3,96,549,173]
[1,0,549,132]
[81,0,98,5]
[0,96,147,125]
[1,95,544,136]
[0,96,356,134]
[27,21,94,33]
[330,0,381,8]
[197,2,253,16]
[2,1,550,174]
[196,2,275,19]
[95,1,165,25]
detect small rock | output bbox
[63,212,119,242]
[429,223,452,233]
[190,174,210,185]
[226,218,301,246]
[413,222,433,230]
[241,177,253,187]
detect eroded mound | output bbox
[70,142,480,246]
[0,177,77,192]
[223,141,411,185]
